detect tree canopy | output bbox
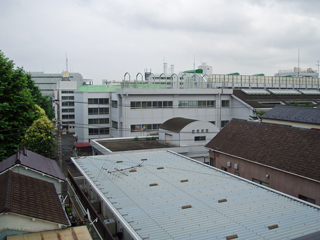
[0,50,55,160]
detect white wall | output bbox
[0,213,65,232]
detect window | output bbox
[88,108,99,115]
[88,118,109,124]
[221,167,227,171]
[99,108,109,114]
[209,157,214,166]
[178,100,216,108]
[234,172,239,176]
[62,91,74,94]
[112,121,118,129]
[62,96,74,100]
[89,128,109,135]
[131,123,160,132]
[198,101,206,108]
[62,101,74,107]
[221,120,229,128]
[207,101,215,107]
[163,101,173,108]
[62,114,74,119]
[62,108,74,113]
[252,178,269,187]
[201,129,204,133]
[194,136,206,141]
[298,195,316,204]
[206,129,208,133]
[112,100,118,108]
[88,98,109,104]
[221,100,230,107]
[89,119,99,124]
[192,130,195,134]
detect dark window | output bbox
[163,101,173,108]
[100,128,109,134]
[62,114,74,119]
[221,167,227,171]
[99,108,109,114]
[62,108,74,113]
[207,101,215,107]
[99,98,109,104]
[221,100,230,107]
[88,108,99,115]
[112,101,118,108]
[89,128,109,135]
[88,98,109,104]
[210,121,216,125]
[234,172,239,176]
[210,157,214,166]
[299,195,316,204]
[194,136,206,141]
[89,128,99,135]
[61,91,74,94]
[252,178,269,187]
[89,119,99,124]
[62,96,74,100]
[221,120,229,128]
[198,101,206,108]
[62,101,74,106]
[112,121,118,129]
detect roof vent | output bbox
[141,159,147,161]
[157,167,164,170]
[181,179,188,183]
[226,234,238,240]
[218,199,227,203]
[116,161,123,163]
[130,169,137,172]
[268,224,279,230]
[227,162,231,167]
[182,205,192,209]
[149,183,158,187]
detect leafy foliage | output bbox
[0,50,55,160]
[23,105,55,158]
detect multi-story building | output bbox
[30,71,83,96]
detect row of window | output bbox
[178,100,215,108]
[88,98,109,104]
[89,118,109,124]
[131,124,161,132]
[61,91,74,94]
[62,108,74,113]
[194,136,206,141]
[130,101,173,109]
[88,108,109,115]
[192,129,209,134]
[89,128,109,135]
[62,96,74,100]
[62,114,75,119]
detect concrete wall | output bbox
[209,150,320,205]
[0,213,64,232]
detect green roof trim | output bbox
[253,73,265,76]
[280,75,292,77]
[183,69,203,74]
[76,85,121,92]
[227,72,240,75]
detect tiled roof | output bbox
[0,149,66,181]
[0,171,69,225]
[261,105,320,124]
[159,117,197,133]
[205,118,320,181]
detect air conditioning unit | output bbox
[227,161,231,167]
[234,164,239,170]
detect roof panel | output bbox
[269,89,301,95]
[72,151,320,240]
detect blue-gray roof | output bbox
[261,106,320,124]
[72,150,320,240]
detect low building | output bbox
[261,105,320,129]
[0,171,69,240]
[159,117,219,146]
[0,148,66,194]
[205,118,320,205]
[70,150,320,240]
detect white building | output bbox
[30,71,83,96]
[275,67,318,78]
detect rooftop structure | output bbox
[72,150,320,240]
[275,67,318,78]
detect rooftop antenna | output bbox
[298,49,300,77]
[194,55,195,70]
[66,54,68,72]
[316,61,320,78]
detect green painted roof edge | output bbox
[76,85,121,92]
[183,69,203,74]
[253,73,265,76]
[227,72,240,75]
[280,75,293,77]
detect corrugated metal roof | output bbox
[72,151,320,240]
[159,117,197,133]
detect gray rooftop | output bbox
[261,105,320,124]
[72,150,320,240]
[159,117,197,133]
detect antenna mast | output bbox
[66,54,68,72]
[298,49,300,77]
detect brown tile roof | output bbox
[0,171,69,225]
[205,118,320,181]
[0,148,66,181]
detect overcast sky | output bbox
[1,0,320,83]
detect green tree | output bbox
[0,50,54,160]
[23,105,55,158]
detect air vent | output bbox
[182,205,192,209]
[268,224,279,230]
[181,179,188,183]
[141,159,147,161]
[157,167,164,170]
[227,161,231,167]
[234,164,239,170]
[149,183,158,187]
[218,199,227,203]
[116,161,123,163]
[226,234,238,240]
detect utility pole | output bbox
[56,91,62,169]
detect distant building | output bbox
[261,105,320,129]
[275,67,318,78]
[30,71,83,96]
[205,118,320,205]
